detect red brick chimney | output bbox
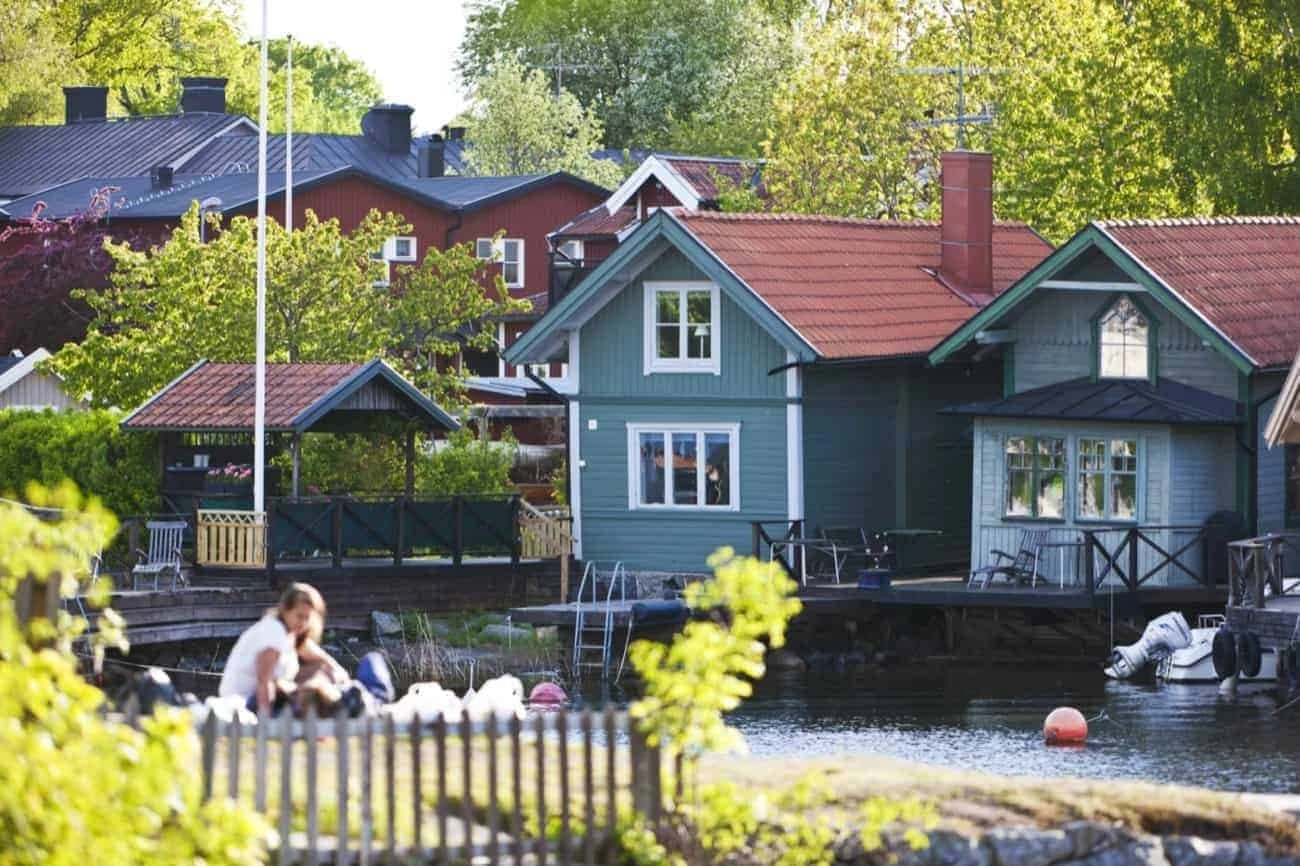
[940,150,993,294]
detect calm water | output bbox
[713,667,1300,794]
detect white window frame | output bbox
[498,322,568,380]
[643,280,721,375]
[626,422,741,512]
[1098,296,1150,380]
[476,237,524,288]
[1075,436,1141,523]
[385,236,418,262]
[369,250,390,288]
[557,239,584,265]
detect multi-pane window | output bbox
[386,236,417,262]
[631,425,737,510]
[476,238,524,287]
[1099,297,1149,379]
[645,283,719,373]
[1078,438,1138,521]
[1005,436,1066,518]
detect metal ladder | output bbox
[571,561,627,679]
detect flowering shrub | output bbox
[207,463,253,483]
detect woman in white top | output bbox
[219,582,328,713]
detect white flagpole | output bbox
[285,34,293,235]
[253,0,269,516]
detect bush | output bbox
[0,485,265,866]
[279,426,517,497]
[0,409,157,516]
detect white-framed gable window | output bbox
[386,236,418,262]
[476,237,524,288]
[627,423,739,511]
[1098,297,1150,379]
[643,281,720,375]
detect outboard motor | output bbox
[1104,612,1193,679]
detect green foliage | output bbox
[52,204,526,410]
[274,426,516,497]
[630,547,802,756]
[459,0,806,153]
[0,485,266,865]
[461,57,623,188]
[762,6,952,219]
[0,409,157,516]
[548,459,568,506]
[1,0,382,133]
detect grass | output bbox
[698,753,1300,854]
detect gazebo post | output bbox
[404,428,416,497]
[291,432,302,498]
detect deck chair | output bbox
[968,529,1048,589]
[132,520,187,591]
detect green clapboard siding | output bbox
[571,248,791,572]
[579,250,787,401]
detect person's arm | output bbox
[298,639,349,684]
[254,646,281,713]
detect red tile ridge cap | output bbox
[679,210,1034,229]
[1098,216,1300,228]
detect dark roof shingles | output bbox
[945,376,1240,425]
[0,114,248,198]
[678,211,1051,359]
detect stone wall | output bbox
[839,821,1298,866]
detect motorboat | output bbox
[1157,615,1275,683]
[1104,612,1275,683]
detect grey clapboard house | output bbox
[930,217,1300,585]
[506,152,1050,574]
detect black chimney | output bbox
[63,86,108,124]
[445,126,466,141]
[361,104,414,155]
[150,165,174,189]
[418,135,446,178]
[179,77,228,114]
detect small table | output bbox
[769,537,869,585]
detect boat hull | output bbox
[1156,629,1277,683]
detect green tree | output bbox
[461,57,622,187]
[51,205,526,410]
[261,38,384,135]
[459,0,807,152]
[0,1,68,125]
[0,485,265,866]
[762,7,954,219]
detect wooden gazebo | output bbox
[121,359,460,568]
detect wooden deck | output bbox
[510,574,1229,630]
[90,559,562,645]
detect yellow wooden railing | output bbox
[196,509,266,568]
[518,501,573,600]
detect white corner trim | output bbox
[569,400,583,560]
[785,352,804,524]
[0,347,52,395]
[604,156,701,215]
[641,281,721,376]
[625,422,741,513]
[566,330,581,393]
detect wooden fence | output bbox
[197,509,267,568]
[519,502,572,601]
[181,707,663,866]
[1228,532,1300,609]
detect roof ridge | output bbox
[1098,215,1300,228]
[682,210,1034,229]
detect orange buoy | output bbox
[1043,707,1088,745]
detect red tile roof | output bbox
[124,361,365,430]
[677,211,1051,359]
[661,157,756,200]
[552,203,637,239]
[1098,217,1300,368]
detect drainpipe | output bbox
[444,208,463,250]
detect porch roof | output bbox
[120,359,458,434]
[944,377,1240,426]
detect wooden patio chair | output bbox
[968,529,1049,589]
[132,520,187,591]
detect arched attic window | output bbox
[1097,296,1151,380]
